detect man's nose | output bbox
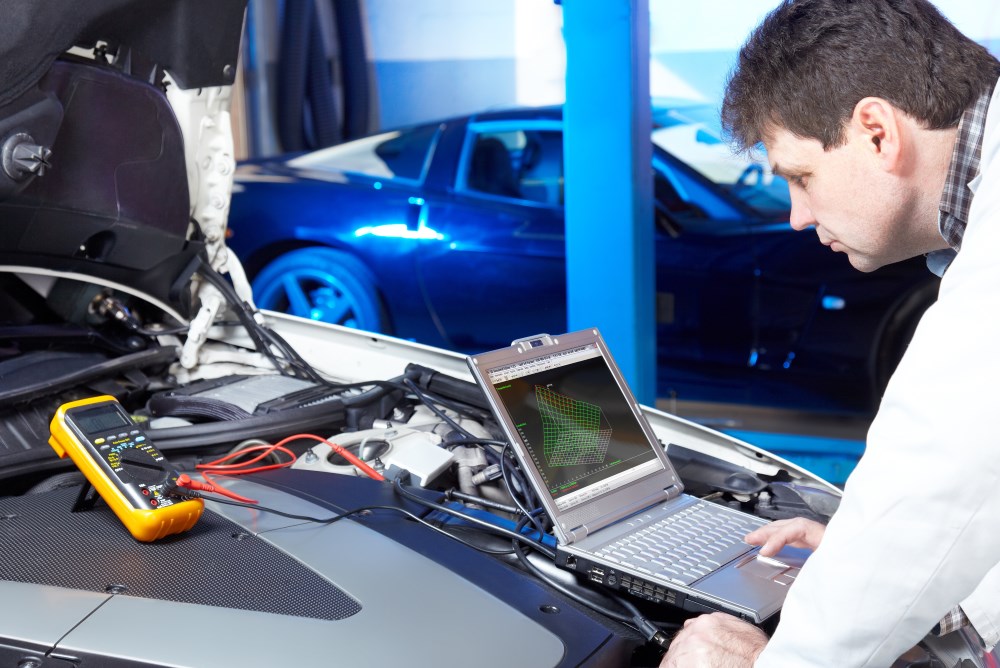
[788,193,816,231]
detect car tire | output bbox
[251,247,385,332]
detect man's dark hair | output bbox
[722,0,1000,151]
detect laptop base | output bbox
[556,548,757,623]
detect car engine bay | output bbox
[2,273,986,667]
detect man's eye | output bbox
[790,175,808,189]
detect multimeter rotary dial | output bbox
[114,447,169,485]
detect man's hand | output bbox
[745,517,826,557]
[659,612,768,667]
[658,518,825,666]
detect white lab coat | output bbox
[757,82,1000,666]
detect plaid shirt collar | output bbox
[938,91,992,250]
[932,605,970,637]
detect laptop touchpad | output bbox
[735,549,807,586]
[737,555,788,579]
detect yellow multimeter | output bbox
[49,395,203,542]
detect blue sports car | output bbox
[226,105,938,414]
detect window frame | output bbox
[456,119,565,209]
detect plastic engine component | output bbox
[292,427,454,487]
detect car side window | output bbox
[372,124,439,180]
[286,123,440,182]
[464,129,563,206]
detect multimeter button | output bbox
[94,437,105,445]
[118,432,128,438]
[135,436,146,442]
[130,429,140,435]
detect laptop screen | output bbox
[483,341,665,513]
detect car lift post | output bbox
[562,0,655,404]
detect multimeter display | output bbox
[49,396,203,542]
[71,406,132,433]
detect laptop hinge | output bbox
[564,486,679,544]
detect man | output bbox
[662,0,1000,665]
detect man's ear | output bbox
[851,97,903,172]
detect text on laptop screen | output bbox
[486,344,664,512]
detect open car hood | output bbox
[0,0,247,317]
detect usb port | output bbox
[589,567,605,583]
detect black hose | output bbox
[306,0,341,146]
[446,489,521,515]
[332,0,372,139]
[277,0,311,152]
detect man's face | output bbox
[764,127,918,273]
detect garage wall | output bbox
[364,0,1000,129]
[240,1,1000,156]
[366,0,564,128]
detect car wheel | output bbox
[251,247,385,331]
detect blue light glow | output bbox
[354,223,445,240]
[822,295,846,310]
[373,181,383,190]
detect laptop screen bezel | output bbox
[468,328,683,544]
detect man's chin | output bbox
[821,241,889,271]
[845,252,881,273]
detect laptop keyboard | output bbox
[595,501,766,585]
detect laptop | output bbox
[467,328,806,623]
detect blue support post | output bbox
[562,0,655,403]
